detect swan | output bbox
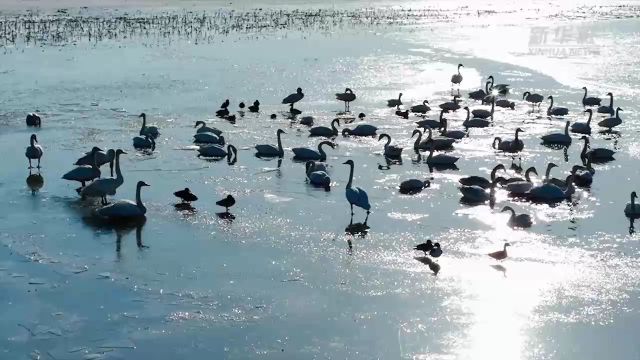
[439,95,461,112]
[292,141,335,161]
[579,136,614,161]
[493,128,524,153]
[282,87,304,106]
[174,188,198,202]
[597,107,623,130]
[336,88,356,112]
[597,92,614,115]
[410,100,430,114]
[80,149,126,205]
[255,129,286,157]
[426,148,458,166]
[133,135,155,151]
[527,175,575,202]
[505,167,538,195]
[440,118,466,139]
[541,121,571,145]
[546,96,569,116]
[299,116,314,126]
[451,63,463,85]
[471,99,495,119]
[342,124,377,137]
[459,177,504,203]
[378,133,403,158]
[62,148,101,189]
[540,162,565,187]
[488,242,510,261]
[414,239,433,255]
[305,161,331,188]
[25,134,44,169]
[411,129,432,151]
[469,81,491,101]
[343,159,371,219]
[216,108,230,117]
[387,92,403,107]
[138,113,160,139]
[421,126,455,150]
[248,100,260,112]
[194,132,225,145]
[522,91,544,107]
[501,206,533,228]
[415,110,441,129]
[459,164,506,189]
[581,86,601,107]
[395,109,409,119]
[26,113,41,127]
[399,179,430,194]
[571,163,594,187]
[198,144,237,160]
[487,76,510,95]
[96,181,149,219]
[571,109,593,134]
[462,106,490,128]
[75,148,115,176]
[194,121,222,135]
[624,192,640,218]
[495,99,515,109]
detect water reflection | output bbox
[345,217,370,238]
[80,215,148,259]
[26,170,44,195]
[490,264,508,277]
[414,256,441,275]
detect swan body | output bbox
[487,76,510,95]
[462,107,490,128]
[387,92,403,107]
[410,100,430,114]
[469,81,491,101]
[305,161,331,187]
[459,180,499,203]
[522,91,544,106]
[541,121,571,145]
[194,121,222,135]
[580,136,615,161]
[527,175,574,202]
[292,141,335,161]
[415,118,441,129]
[133,135,155,151]
[96,181,149,219]
[440,118,466,139]
[25,134,44,168]
[506,167,538,195]
[343,160,371,217]
[255,129,285,157]
[336,88,356,111]
[399,179,430,194]
[26,113,42,127]
[342,124,377,137]
[426,148,458,165]
[194,132,225,145]
[459,164,505,189]
[572,164,594,187]
[495,99,515,109]
[451,63,463,85]
[488,242,510,261]
[282,87,304,105]
[395,109,409,119]
[546,96,569,116]
[501,206,532,228]
[597,92,614,115]
[198,144,237,160]
[75,148,115,176]
[414,240,433,255]
[571,109,593,134]
[493,128,524,153]
[300,116,314,126]
[80,149,126,204]
[598,107,622,130]
[378,133,403,158]
[309,119,340,137]
[138,113,160,139]
[62,148,101,187]
[420,126,455,150]
[439,95,461,112]
[625,192,640,218]
[582,87,601,107]
[471,100,495,119]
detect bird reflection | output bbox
[345,218,369,238]
[116,220,147,259]
[510,156,523,174]
[414,256,440,275]
[26,169,44,195]
[81,215,147,259]
[378,156,402,170]
[490,264,507,277]
[428,163,459,172]
[174,202,196,212]
[629,218,635,235]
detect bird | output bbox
[459,177,504,203]
[395,109,409,119]
[471,99,495,119]
[335,88,356,112]
[459,164,506,189]
[387,92,403,107]
[415,112,442,130]
[216,195,236,212]
[80,149,126,205]
[292,141,335,161]
[487,76,510,95]
[193,132,225,145]
[194,121,222,135]
[239,101,245,109]
[309,119,340,137]
[96,181,149,219]
[138,113,160,139]
[580,136,615,162]
[220,99,230,109]
[216,108,230,117]
[25,134,44,169]
[597,92,614,115]
[501,206,533,228]
[270,114,277,119]
[133,135,156,151]
[451,63,463,85]
[410,100,430,114]
[420,125,455,150]
[546,96,569,116]
[462,106,490,128]
[414,240,433,255]
[492,128,524,153]
[625,191,640,218]
[248,100,260,112]
[426,148,459,166]
[174,188,198,203]
[299,116,314,126]
[378,133,403,158]
[75,148,115,177]
[581,86,601,107]
[527,175,575,202]
[571,163,594,188]
[305,161,331,188]
[342,124,377,137]
[522,91,544,108]
[439,95,461,112]
[343,159,371,221]
[429,243,443,258]
[62,149,101,190]
[541,121,572,146]
[399,179,430,195]
[505,167,538,195]
[255,129,285,157]
[439,118,466,140]
[571,109,593,134]
[597,107,623,130]
[25,113,41,127]
[282,88,304,106]
[198,144,237,161]
[469,81,491,101]
[488,243,510,261]
[495,99,515,109]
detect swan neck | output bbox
[331,120,338,133]
[136,184,144,209]
[581,139,588,158]
[115,153,123,181]
[609,94,614,107]
[413,131,422,149]
[277,132,283,154]
[587,111,592,125]
[564,122,569,135]
[583,88,587,100]
[346,163,354,189]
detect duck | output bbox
[527,175,575,202]
[26,112,41,127]
[215,107,230,117]
[395,109,409,119]
[439,95,461,112]
[581,86,601,107]
[80,149,126,205]
[248,100,260,112]
[440,118,466,140]
[75,148,115,176]
[522,91,544,108]
[597,107,623,130]
[488,242,510,261]
[469,80,491,101]
[309,119,340,137]
[546,96,569,116]
[378,133,403,158]
[505,167,538,195]
[197,144,237,161]
[426,148,458,166]
[336,88,356,112]
[25,134,44,169]
[387,92,403,107]
[216,195,236,212]
[429,243,443,258]
[292,141,335,161]
[580,136,615,162]
[501,206,532,228]
[597,92,614,115]
[255,129,285,157]
[414,240,433,255]
[138,113,160,139]
[194,121,222,135]
[342,124,378,137]
[305,161,331,188]
[399,179,430,194]
[96,181,150,219]
[282,87,304,106]
[462,106,491,128]
[624,191,640,218]
[299,116,314,126]
[343,159,371,220]
[541,121,571,145]
[471,99,495,119]
[459,164,506,189]
[410,100,430,114]
[62,148,101,189]
[459,177,504,203]
[571,109,593,134]
[219,99,230,109]
[492,128,524,153]
[451,63,463,85]
[174,188,198,203]
[133,135,156,151]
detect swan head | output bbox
[607,92,613,96]
[398,92,403,98]
[296,87,303,94]
[616,107,623,112]
[547,162,558,170]
[515,127,524,133]
[457,63,463,69]
[500,206,514,214]
[377,134,390,142]
[90,146,103,153]
[487,75,494,81]
[277,129,286,135]
[463,106,469,111]
[584,109,592,114]
[345,88,352,93]
[423,100,429,104]
[137,181,150,188]
[525,167,539,177]
[504,242,511,248]
[320,141,336,149]
[494,164,506,172]
[493,176,508,186]
[522,91,530,99]
[116,149,127,156]
[254,100,260,106]
[547,95,553,100]
[194,120,204,128]
[580,135,589,142]
[342,159,354,166]
[424,180,431,188]
[30,134,38,143]
[632,191,638,200]
[581,86,587,90]
[433,242,441,248]
[138,112,146,118]
[411,129,421,138]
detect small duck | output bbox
[174,188,198,203]
[429,243,443,258]
[414,239,434,255]
[248,100,260,112]
[216,194,236,212]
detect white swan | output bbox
[255,129,285,157]
[194,121,222,135]
[625,192,640,218]
[541,121,571,145]
[579,136,615,161]
[546,96,569,116]
[80,149,126,205]
[399,179,430,194]
[336,88,356,112]
[462,106,490,128]
[138,113,160,139]
[501,206,532,228]
[581,86,601,107]
[25,134,44,169]
[571,109,593,134]
[293,141,335,161]
[459,164,505,189]
[471,99,495,119]
[506,167,538,195]
[96,181,149,219]
[62,148,101,188]
[309,119,340,137]
[426,148,458,166]
[439,95,461,112]
[440,118,466,139]
[493,128,524,153]
[378,133,403,158]
[451,63,463,85]
[282,87,304,106]
[305,161,331,188]
[343,159,371,219]
[527,175,574,202]
[387,92,403,107]
[410,100,430,114]
[133,135,155,151]
[522,91,544,107]
[198,144,237,160]
[597,92,614,115]
[597,107,622,130]
[342,124,377,137]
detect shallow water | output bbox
[1,1,640,359]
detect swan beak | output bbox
[121,151,128,155]
[342,161,349,165]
